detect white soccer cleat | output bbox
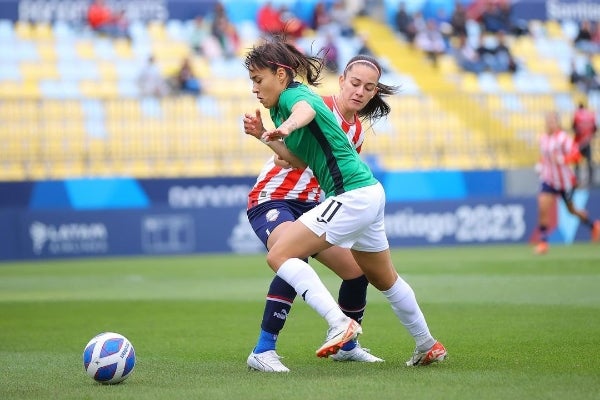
[247,350,290,373]
[316,318,362,358]
[330,342,384,362]
[405,341,447,366]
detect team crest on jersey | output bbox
[266,209,280,222]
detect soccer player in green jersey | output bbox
[243,37,447,366]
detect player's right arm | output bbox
[243,109,307,169]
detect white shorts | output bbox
[298,182,389,252]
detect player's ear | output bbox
[277,67,287,83]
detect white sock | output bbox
[382,276,436,351]
[277,258,346,327]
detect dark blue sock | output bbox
[539,225,548,242]
[254,275,296,353]
[338,275,368,351]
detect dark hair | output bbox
[343,55,399,124]
[244,36,325,87]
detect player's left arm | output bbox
[262,100,316,141]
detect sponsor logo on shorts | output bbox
[266,209,280,222]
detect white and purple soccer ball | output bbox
[83,332,136,384]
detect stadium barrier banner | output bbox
[4,194,599,261]
[3,0,600,24]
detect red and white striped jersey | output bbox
[539,129,577,191]
[247,95,365,209]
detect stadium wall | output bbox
[1,172,599,261]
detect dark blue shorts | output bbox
[247,200,318,248]
[540,182,574,203]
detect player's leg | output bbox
[246,206,305,372]
[349,183,446,366]
[580,144,593,186]
[352,248,446,366]
[267,219,360,358]
[536,185,555,254]
[562,192,600,241]
[313,246,383,362]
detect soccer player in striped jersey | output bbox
[535,111,600,255]
[243,39,446,371]
[245,54,395,372]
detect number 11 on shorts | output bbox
[316,200,342,223]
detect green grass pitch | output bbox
[1,244,599,400]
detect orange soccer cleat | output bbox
[534,241,549,255]
[592,220,600,242]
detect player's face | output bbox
[545,112,560,133]
[248,66,287,109]
[338,64,380,113]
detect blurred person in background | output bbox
[174,57,202,96]
[86,0,129,39]
[138,55,169,97]
[209,1,240,58]
[311,1,332,32]
[572,101,598,187]
[415,19,446,67]
[534,111,600,255]
[395,2,417,44]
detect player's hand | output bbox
[273,155,293,169]
[262,126,291,142]
[243,109,265,140]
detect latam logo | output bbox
[29,221,108,255]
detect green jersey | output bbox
[270,82,378,198]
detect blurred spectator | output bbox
[330,0,355,37]
[570,56,600,93]
[257,1,285,35]
[210,2,241,58]
[473,32,517,73]
[311,1,332,32]
[395,2,416,43]
[574,20,600,54]
[450,1,467,37]
[492,31,517,73]
[453,34,486,74]
[321,33,339,73]
[278,5,306,38]
[356,33,375,57]
[415,19,446,67]
[189,16,221,60]
[138,55,169,97]
[256,1,304,39]
[481,1,510,34]
[174,57,202,96]
[86,0,129,39]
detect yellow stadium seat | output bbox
[21,61,59,80]
[496,74,515,92]
[113,38,133,58]
[76,40,96,59]
[32,22,53,40]
[37,42,57,60]
[14,21,32,39]
[147,21,167,40]
[80,80,119,98]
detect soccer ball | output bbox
[83,332,136,384]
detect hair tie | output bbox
[344,60,381,78]
[267,61,294,70]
